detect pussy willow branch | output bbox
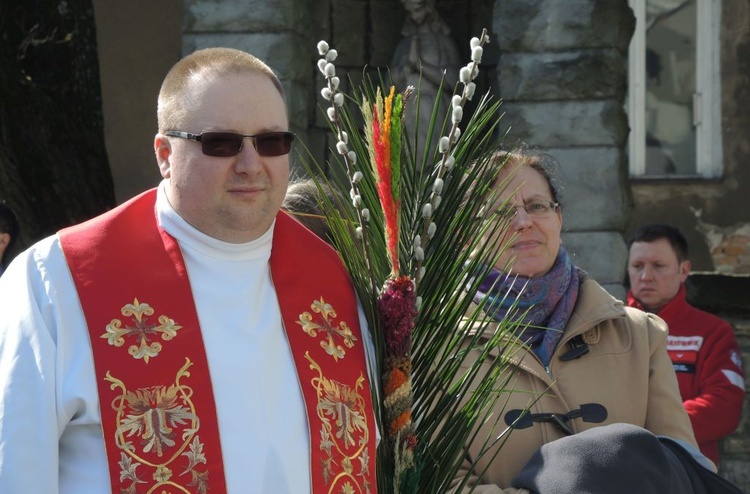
[317,46,379,295]
[412,28,490,292]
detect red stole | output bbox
[59,188,377,493]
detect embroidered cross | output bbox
[101,298,182,362]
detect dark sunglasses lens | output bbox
[201,133,244,157]
[254,132,294,157]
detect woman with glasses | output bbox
[453,148,731,493]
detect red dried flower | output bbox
[378,276,417,357]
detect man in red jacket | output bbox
[627,223,745,465]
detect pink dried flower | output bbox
[378,276,417,357]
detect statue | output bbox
[390,0,461,162]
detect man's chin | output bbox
[636,296,663,312]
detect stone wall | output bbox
[493,0,634,300]
[686,273,750,490]
[695,220,750,275]
[183,0,314,140]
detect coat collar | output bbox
[565,273,627,338]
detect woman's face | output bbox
[482,163,563,278]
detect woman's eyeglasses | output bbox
[493,201,560,219]
[165,131,295,157]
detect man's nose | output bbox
[234,142,263,173]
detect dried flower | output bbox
[364,86,404,276]
[379,276,417,357]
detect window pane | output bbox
[644,0,696,175]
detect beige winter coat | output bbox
[451,274,698,493]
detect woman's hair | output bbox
[282,179,340,245]
[157,47,286,133]
[488,146,563,205]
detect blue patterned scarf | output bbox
[472,247,581,366]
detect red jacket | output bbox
[627,285,745,464]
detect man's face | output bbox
[0,231,9,259]
[155,71,290,243]
[628,238,690,312]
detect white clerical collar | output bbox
[155,180,274,261]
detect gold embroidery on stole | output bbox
[101,298,182,362]
[297,298,373,493]
[105,358,210,493]
[297,297,358,361]
[306,353,372,493]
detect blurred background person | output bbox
[282,178,339,245]
[627,223,745,466]
[0,202,19,276]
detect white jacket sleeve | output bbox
[0,236,109,493]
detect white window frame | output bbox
[627,0,723,178]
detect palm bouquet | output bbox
[305,29,524,493]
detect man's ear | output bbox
[678,259,691,283]
[0,232,9,251]
[154,134,172,179]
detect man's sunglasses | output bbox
[165,130,295,157]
